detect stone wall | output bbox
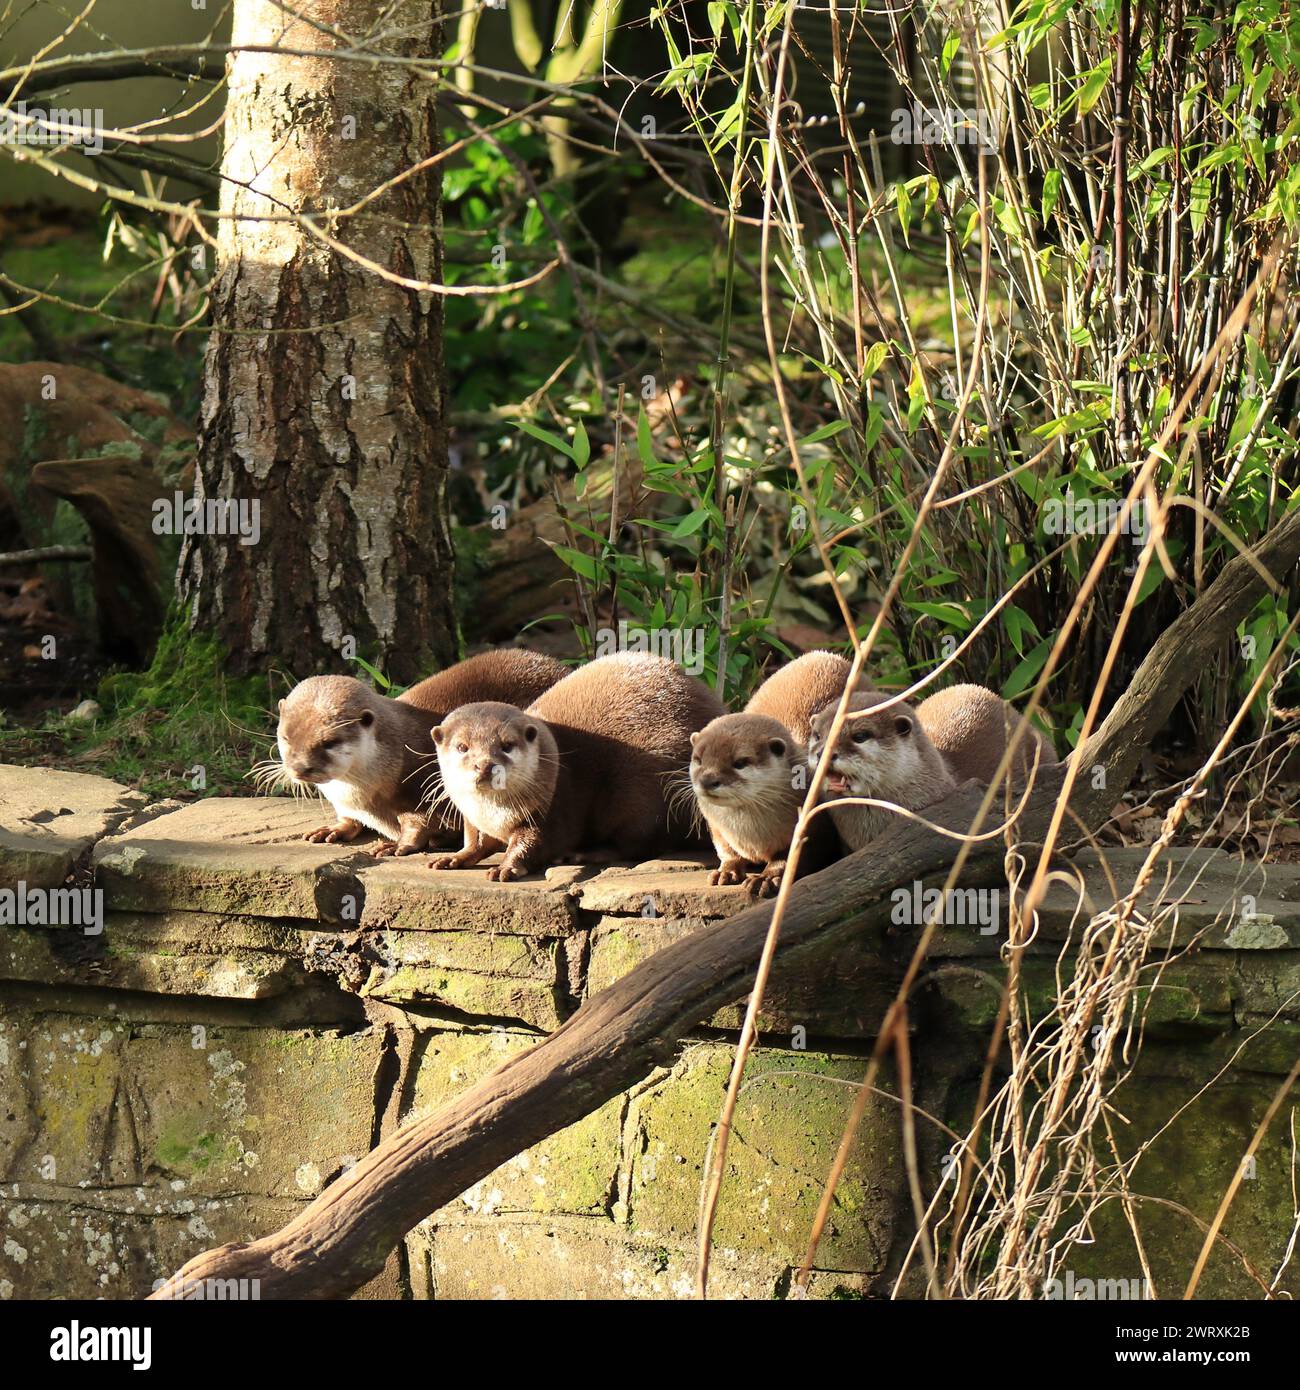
[1,763,1298,1299]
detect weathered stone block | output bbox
[576,858,739,917]
[414,1214,779,1300]
[0,913,309,1000]
[0,1009,381,1200]
[626,1045,899,1273]
[402,1029,622,1218]
[0,765,145,891]
[359,928,565,1028]
[357,860,579,937]
[92,797,362,918]
[0,1190,304,1300]
[588,915,897,1039]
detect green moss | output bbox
[156,1122,236,1175]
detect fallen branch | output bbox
[151,504,1300,1300]
[0,545,92,568]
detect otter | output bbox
[807,684,1057,851]
[744,649,853,744]
[686,650,852,895]
[268,648,567,855]
[428,652,725,881]
[689,712,839,897]
[914,683,1058,785]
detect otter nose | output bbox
[290,759,317,779]
[701,775,723,792]
[474,759,496,783]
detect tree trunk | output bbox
[178,0,457,682]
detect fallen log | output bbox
[150,506,1300,1299]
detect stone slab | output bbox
[357,859,579,938]
[92,797,363,919]
[414,1214,781,1300]
[402,1028,622,1218]
[0,764,145,891]
[359,929,566,1029]
[0,912,308,1000]
[588,915,898,1039]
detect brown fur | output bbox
[429,653,725,881]
[916,683,1057,783]
[274,648,566,855]
[745,649,853,745]
[690,712,838,897]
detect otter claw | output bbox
[305,825,348,843]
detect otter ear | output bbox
[277,699,285,713]
[690,731,700,746]
[432,725,445,746]
[523,723,538,743]
[359,709,375,729]
[769,737,786,758]
[895,716,913,737]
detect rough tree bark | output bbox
[177,0,457,681]
[149,507,1300,1300]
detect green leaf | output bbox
[1001,636,1054,700]
[572,419,591,470]
[1077,59,1111,116]
[551,544,599,582]
[636,407,657,468]
[671,507,712,538]
[799,420,851,445]
[353,655,391,690]
[862,341,890,378]
[517,419,574,459]
[904,600,973,630]
[1041,169,1062,221]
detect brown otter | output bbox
[689,712,839,897]
[807,684,1057,851]
[745,648,853,743]
[428,652,725,881]
[266,648,567,855]
[685,650,852,895]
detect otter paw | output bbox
[746,867,785,899]
[486,863,524,883]
[368,841,399,858]
[427,855,461,871]
[709,859,751,887]
[303,825,338,843]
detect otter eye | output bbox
[732,757,751,770]
[457,742,469,754]
[320,739,338,752]
[500,741,515,754]
[852,729,874,744]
